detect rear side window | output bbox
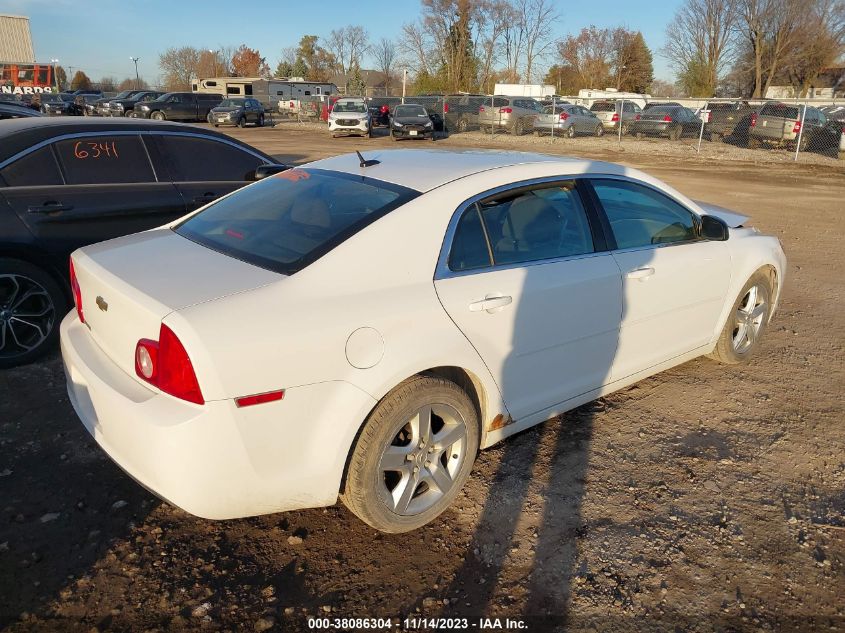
[54,135,155,185]
[449,206,492,272]
[591,179,698,249]
[175,169,419,274]
[154,136,265,181]
[1,146,63,186]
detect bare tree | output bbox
[558,26,615,89]
[663,0,739,96]
[739,0,803,97]
[399,21,433,75]
[784,0,845,95]
[518,0,558,83]
[326,29,349,73]
[373,38,398,94]
[345,26,370,72]
[158,46,201,91]
[475,0,515,92]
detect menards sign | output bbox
[1,85,54,94]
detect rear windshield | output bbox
[175,169,419,274]
[591,102,616,112]
[761,103,799,119]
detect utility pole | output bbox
[130,57,140,90]
[50,58,60,91]
[402,68,407,104]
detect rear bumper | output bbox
[61,312,377,520]
[632,122,672,135]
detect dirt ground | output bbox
[1,124,843,633]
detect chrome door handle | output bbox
[469,295,513,313]
[625,267,655,281]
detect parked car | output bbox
[0,102,44,119]
[72,89,102,97]
[591,100,642,134]
[135,92,223,122]
[208,97,265,128]
[40,92,77,116]
[748,102,837,152]
[0,117,283,367]
[367,97,401,127]
[443,94,488,132]
[532,103,603,137]
[631,105,707,140]
[328,97,371,138]
[643,101,682,111]
[95,91,139,117]
[108,91,165,118]
[478,96,543,135]
[80,95,104,116]
[390,104,436,141]
[699,101,756,141]
[60,149,786,533]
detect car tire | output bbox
[635,131,644,139]
[747,136,760,149]
[237,116,246,128]
[620,122,629,135]
[150,111,165,121]
[513,119,525,136]
[0,258,67,369]
[340,375,480,533]
[566,126,576,139]
[669,126,681,141]
[595,125,604,137]
[457,118,468,133]
[257,114,265,127]
[708,270,773,365]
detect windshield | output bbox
[112,91,132,99]
[175,169,419,275]
[394,105,428,117]
[41,94,64,103]
[219,98,246,107]
[334,101,367,113]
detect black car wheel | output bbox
[257,114,265,127]
[237,116,246,128]
[513,119,525,136]
[0,258,67,369]
[669,125,681,141]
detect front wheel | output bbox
[708,271,773,364]
[341,375,480,533]
[150,111,166,121]
[237,116,246,128]
[257,114,265,127]
[0,258,67,369]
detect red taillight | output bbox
[706,111,712,123]
[792,119,801,133]
[443,103,449,113]
[635,114,641,120]
[69,257,84,324]
[750,113,757,128]
[499,107,512,114]
[479,105,485,113]
[135,324,204,405]
[380,105,388,113]
[611,112,619,122]
[235,390,285,408]
[663,115,672,122]
[559,112,569,121]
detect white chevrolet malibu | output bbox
[61,150,786,533]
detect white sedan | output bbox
[61,150,786,533]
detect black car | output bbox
[443,94,488,132]
[389,104,436,140]
[107,91,166,117]
[0,118,285,367]
[631,106,707,140]
[135,92,223,122]
[40,92,77,116]
[0,102,44,119]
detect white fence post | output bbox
[551,95,556,140]
[697,106,707,153]
[793,103,807,162]
[617,99,624,145]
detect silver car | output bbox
[533,104,604,137]
[478,96,543,135]
[590,100,642,134]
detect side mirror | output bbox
[254,164,290,180]
[701,214,729,241]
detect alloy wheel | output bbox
[732,284,767,354]
[377,403,469,516]
[0,274,56,361]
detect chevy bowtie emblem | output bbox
[96,296,108,312]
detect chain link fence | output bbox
[416,94,844,163]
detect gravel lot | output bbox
[1,124,843,632]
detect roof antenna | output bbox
[356,150,380,168]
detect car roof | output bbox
[305,149,623,192]
[0,117,273,163]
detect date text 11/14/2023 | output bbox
[307,617,529,630]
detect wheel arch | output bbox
[0,245,71,304]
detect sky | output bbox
[3,0,684,85]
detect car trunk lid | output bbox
[71,228,282,381]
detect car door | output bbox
[434,180,623,421]
[587,178,732,381]
[0,133,186,259]
[574,106,593,133]
[150,133,269,213]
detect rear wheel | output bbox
[0,258,66,369]
[620,122,629,135]
[635,131,644,139]
[669,125,681,141]
[595,125,604,137]
[513,119,525,135]
[457,118,468,133]
[341,375,479,533]
[566,125,576,138]
[747,136,760,149]
[708,271,772,364]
